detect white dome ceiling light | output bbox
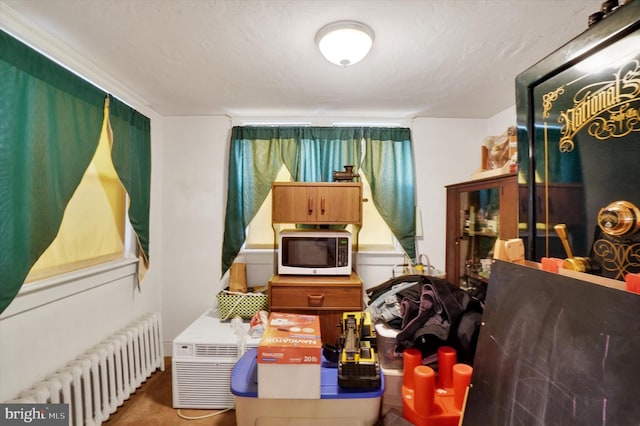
[315,20,375,67]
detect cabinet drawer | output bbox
[270,285,362,310]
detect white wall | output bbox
[487,105,517,135]
[160,116,232,345]
[412,117,487,271]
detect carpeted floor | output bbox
[103,357,237,425]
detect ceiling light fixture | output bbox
[315,20,375,67]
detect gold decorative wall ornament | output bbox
[589,103,640,141]
[592,238,640,280]
[542,86,565,118]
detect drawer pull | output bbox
[307,294,325,306]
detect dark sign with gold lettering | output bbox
[516,2,640,280]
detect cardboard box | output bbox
[257,312,322,399]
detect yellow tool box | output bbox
[337,311,381,389]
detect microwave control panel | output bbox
[337,237,350,266]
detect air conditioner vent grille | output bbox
[195,344,238,358]
[174,361,235,408]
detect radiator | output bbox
[7,312,164,426]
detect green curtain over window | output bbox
[281,127,362,182]
[221,126,416,277]
[0,30,152,314]
[109,95,152,268]
[361,128,416,259]
[221,127,284,275]
[0,29,104,313]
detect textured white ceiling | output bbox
[2,0,606,119]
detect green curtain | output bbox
[361,128,416,259]
[221,126,416,277]
[0,30,105,313]
[0,30,152,314]
[221,127,284,276]
[281,127,362,182]
[109,95,152,265]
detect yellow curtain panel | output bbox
[27,101,127,282]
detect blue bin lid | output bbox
[231,348,384,399]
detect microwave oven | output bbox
[278,229,352,275]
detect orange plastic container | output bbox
[626,273,640,294]
[402,346,472,426]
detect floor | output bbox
[103,357,236,426]
[102,357,401,426]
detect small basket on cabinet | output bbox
[216,289,268,320]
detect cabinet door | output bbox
[272,184,316,223]
[317,185,362,224]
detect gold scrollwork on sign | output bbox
[588,104,640,140]
[556,59,640,152]
[542,86,565,118]
[592,239,640,280]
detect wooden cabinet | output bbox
[445,173,518,288]
[272,182,362,225]
[269,182,364,344]
[268,273,363,345]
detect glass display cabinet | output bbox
[445,173,518,289]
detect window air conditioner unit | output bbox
[172,310,261,409]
